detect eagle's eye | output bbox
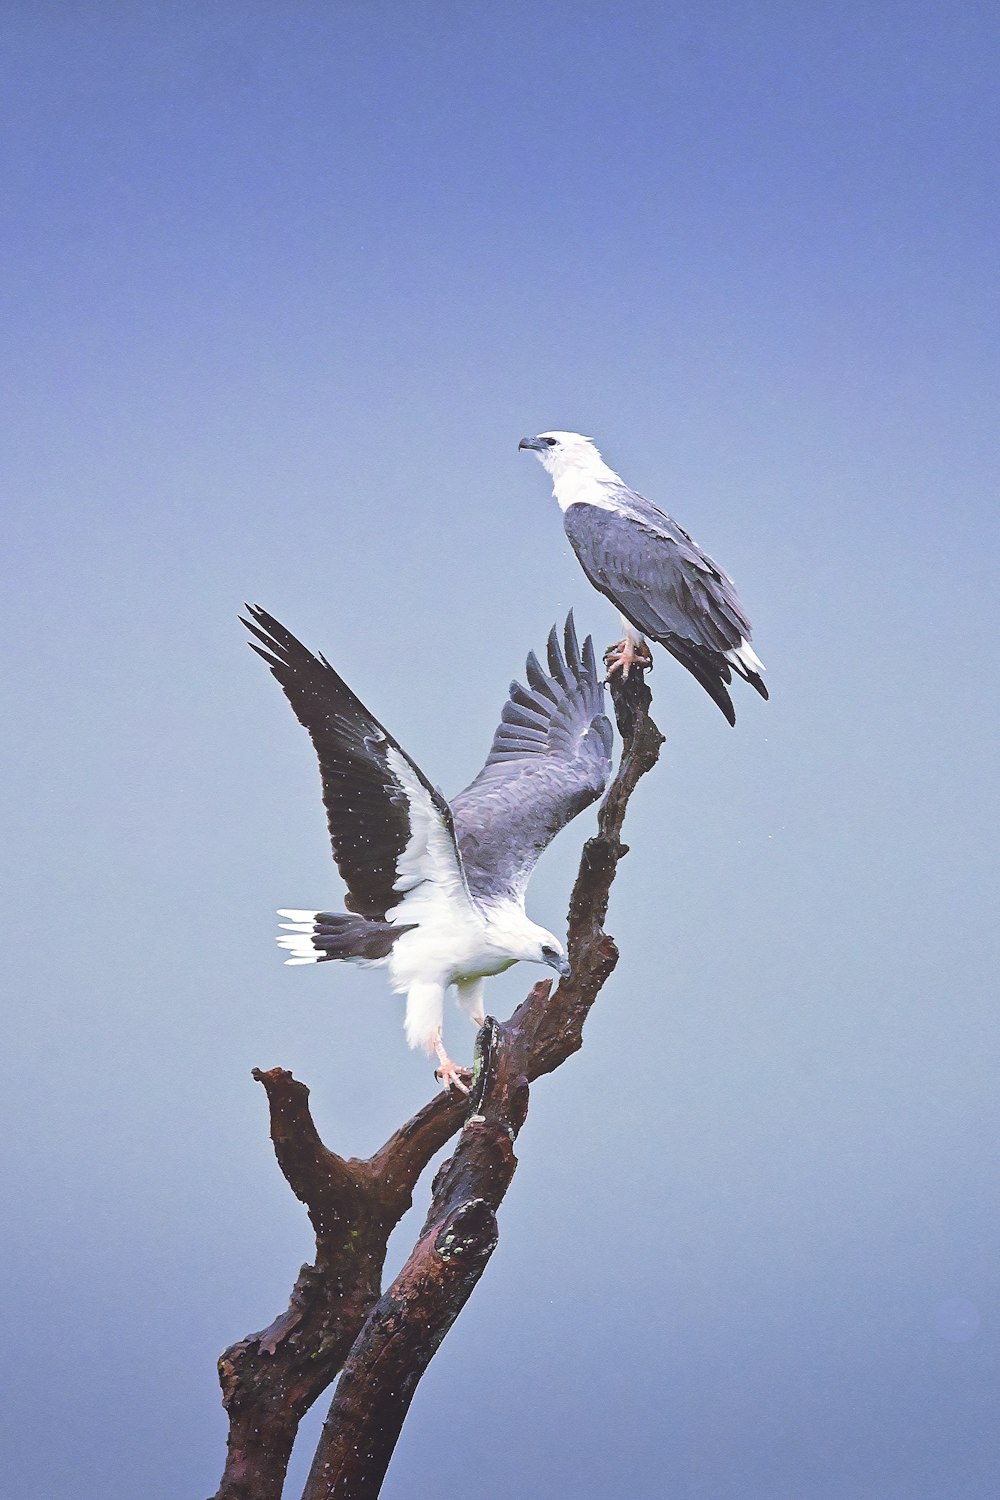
[543,436,557,447]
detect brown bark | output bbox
[211,669,663,1500]
[301,1017,525,1500]
[213,1077,467,1500]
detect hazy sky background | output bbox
[2,4,998,1496]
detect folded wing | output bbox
[563,493,767,725]
[450,614,614,906]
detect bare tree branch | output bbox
[211,669,663,1500]
[301,1018,524,1500]
[212,1077,467,1500]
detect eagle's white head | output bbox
[518,430,606,477]
[514,919,571,979]
[533,928,571,979]
[482,908,571,979]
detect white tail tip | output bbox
[725,638,765,676]
[277,931,320,962]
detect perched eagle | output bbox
[519,432,767,724]
[244,607,613,1090]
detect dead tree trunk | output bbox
[211,669,663,1500]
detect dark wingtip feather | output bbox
[245,603,273,630]
[524,651,550,697]
[241,607,328,683]
[545,623,565,685]
[563,611,583,676]
[245,604,303,654]
[582,633,599,681]
[246,640,283,671]
[242,616,279,652]
[704,670,737,725]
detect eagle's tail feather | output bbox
[663,640,738,726]
[726,638,769,700]
[276,909,415,965]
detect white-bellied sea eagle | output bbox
[243,607,613,1091]
[519,431,767,724]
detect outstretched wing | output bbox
[243,606,468,923]
[563,495,767,725]
[450,614,613,906]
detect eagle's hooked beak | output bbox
[554,955,572,980]
[519,436,546,452]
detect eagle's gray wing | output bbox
[563,494,766,725]
[450,614,613,906]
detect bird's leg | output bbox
[455,977,486,1027]
[405,982,470,1093]
[605,618,653,679]
[433,1031,471,1094]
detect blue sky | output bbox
[2,4,998,1496]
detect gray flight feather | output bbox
[450,613,613,905]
